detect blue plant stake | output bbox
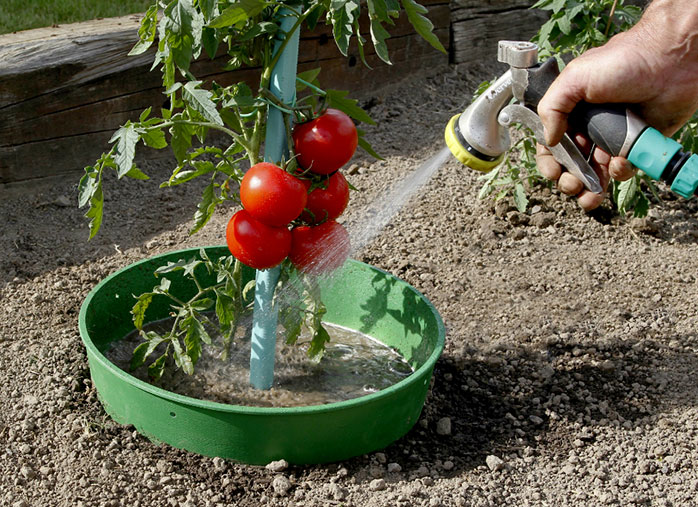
[249,8,300,390]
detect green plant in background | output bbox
[77,0,445,379]
[479,0,689,217]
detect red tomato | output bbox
[292,109,358,175]
[301,172,350,224]
[289,221,351,274]
[240,162,307,227]
[226,210,291,269]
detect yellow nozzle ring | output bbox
[444,114,504,172]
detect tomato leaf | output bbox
[163,160,216,187]
[215,290,236,329]
[110,123,140,178]
[170,121,194,163]
[307,323,331,359]
[140,127,168,149]
[183,81,223,126]
[281,306,303,345]
[616,175,638,215]
[171,336,194,374]
[129,5,159,56]
[401,0,446,54]
[208,0,269,28]
[164,0,196,35]
[191,181,219,235]
[131,292,154,330]
[148,353,168,380]
[78,165,105,240]
[326,89,375,125]
[357,129,383,160]
[513,182,528,212]
[329,0,359,56]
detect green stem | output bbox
[604,0,619,38]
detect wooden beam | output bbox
[0,6,449,184]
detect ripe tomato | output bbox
[289,221,351,274]
[292,109,358,175]
[240,162,307,227]
[301,172,350,224]
[226,210,291,269]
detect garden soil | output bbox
[2,63,698,507]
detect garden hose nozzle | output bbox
[446,40,698,199]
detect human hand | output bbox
[535,0,698,210]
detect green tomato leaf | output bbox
[326,89,375,125]
[329,0,359,56]
[79,165,105,240]
[242,280,256,301]
[183,81,224,126]
[281,306,303,345]
[307,323,331,359]
[164,0,195,35]
[164,160,216,187]
[153,277,172,295]
[129,5,158,56]
[110,123,140,178]
[202,26,220,59]
[513,182,528,212]
[171,336,194,374]
[215,290,236,329]
[148,353,168,380]
[199,0,218,20]
[208,0,269,28]
[633,190,650,218]
[78,165,101,209]
[140,127,168,149]
[400,0,446,54]
[368,17,392,64]
[191,298,215,312]
[131,292,154,330]
[357,130,382,160]
[616,174,638,215]
[191,181,219,235]
[130,342,150,370]
[170,122,194,163]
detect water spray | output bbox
[445,40,698,199]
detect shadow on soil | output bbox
[339,334,698,481]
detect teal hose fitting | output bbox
[670,154,698,198]
[627,128,682,181]
[627,127,698,199]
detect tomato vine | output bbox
[78,0,445,379]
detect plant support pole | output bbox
[249,8,300,390]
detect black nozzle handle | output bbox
[523,58,646,157]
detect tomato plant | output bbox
[293,108,358,175]
[226,210,291,269]
[290,221,351,274]
[301,171,350,224]
[240,162,307,227]
[77,0,446,375]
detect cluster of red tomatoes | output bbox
[226,109,356,274]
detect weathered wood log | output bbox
[450,0,547,67]
[0,3,449,185]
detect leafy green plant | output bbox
[78,0,445,379]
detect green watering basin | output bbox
[78,246,445,465]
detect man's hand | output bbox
[535,0,698,210]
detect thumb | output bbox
[537,67,587,146]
